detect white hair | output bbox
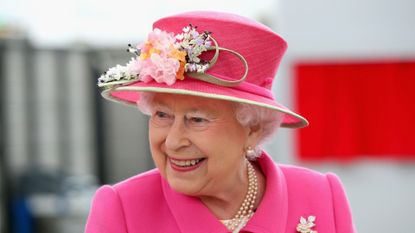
[136,92,156,115]
[234,102,284,159]
[137,92,284,160]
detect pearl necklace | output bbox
[222,159,258,232]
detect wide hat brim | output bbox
[102,76,309,128]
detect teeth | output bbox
[170,158,202,167]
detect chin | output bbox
[167,177,199,196]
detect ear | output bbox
[245,123,263,148]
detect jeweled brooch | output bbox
[296,215,317,233]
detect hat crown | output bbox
[153,11,287,90]
[98,11,308,128]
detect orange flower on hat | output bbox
[169,47,187,62]
[169,47,187,80]
[176,61,186,80]
[140,42,161,60]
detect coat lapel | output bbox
[161,177,228,233]
[243,152,288,232]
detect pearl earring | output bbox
[246,146,256,158]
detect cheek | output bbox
[206,124,247,148]
[149,124,166,148]
[149,126,167,172]
[197,125,246,160]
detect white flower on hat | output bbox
[98,24,213,88]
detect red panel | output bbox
[294,61,415,161]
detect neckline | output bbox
[160,151,288,233]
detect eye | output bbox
[189,117,207,123]
[151,111,173,127]
[155,111,169,119]
[186,115,210,131]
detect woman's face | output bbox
[148,93,257,196]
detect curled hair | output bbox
[137,92,284,159]
[234,103,283,159]
[136,92,155,115]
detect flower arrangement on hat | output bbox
[98,24,213,87]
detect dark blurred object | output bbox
[0,34,12,233]
[0,37,100,233]
[10,198,33,233]
[8,167,98,233]
[0,35,152,233]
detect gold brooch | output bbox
[296,216,317,233]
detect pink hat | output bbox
[98,11,308,128]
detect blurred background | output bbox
[1,0,414,232]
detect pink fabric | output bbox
[152,11,286,89]
[85,152,356,233]
[105,11,308,128]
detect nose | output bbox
[165,117,191,151]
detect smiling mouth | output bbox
[169,158,206,167]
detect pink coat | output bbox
[85,152,356,233]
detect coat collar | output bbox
[161,152,288,233]
[243,152,288,232]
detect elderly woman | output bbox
[85,11,356,233]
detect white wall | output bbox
[280,0,415,58]
[265,1,415,232]
[0,0,276,47]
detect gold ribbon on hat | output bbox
[186,36,249,87]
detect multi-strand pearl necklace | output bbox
[222,159,258,232]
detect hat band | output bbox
[190,71,275,100]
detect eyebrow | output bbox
[152,102,169,109]
[186,108,215,116]
[152,102,218,116]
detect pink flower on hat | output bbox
[136,28,182,85]
[138,53,180,85]
[140,28,176,58]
